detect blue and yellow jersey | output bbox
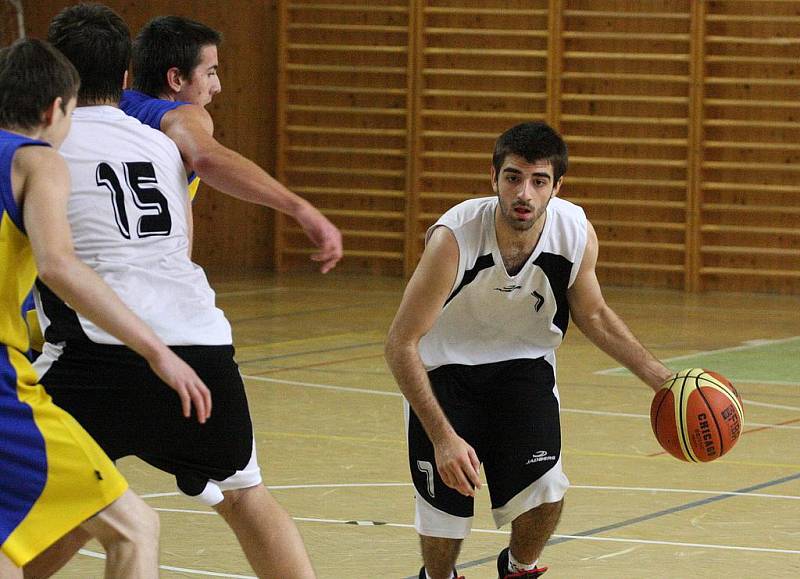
[120,89,200,199]
[0,130,44,364]
[0,129,127,566]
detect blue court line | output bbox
[405,471,800,578]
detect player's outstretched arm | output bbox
[19,147,212,423]
[385,226,482,497]
[567,221,672,391]
[162,104,343,273]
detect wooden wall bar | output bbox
[9,2,800,293]
[700,0,800,293]
[276,0,800,294]
[276,0,412,275]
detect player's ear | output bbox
[40,97,62,129]
[552,176,563,198]
[490,165,498,194]
[166,67,184,93]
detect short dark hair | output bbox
[47,3,130,104]
[492,122,569,183]
[132,16,222,97]
[0,38,80,131]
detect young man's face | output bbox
[175,44,221,107]
[491,154,561,232]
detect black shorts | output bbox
[407,357,568,535]
[37,341,257,501]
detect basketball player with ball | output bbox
[385,121,742,579]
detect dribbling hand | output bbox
[434,434,483,497]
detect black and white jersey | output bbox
[35,106,231,346]
[419,196,587,370]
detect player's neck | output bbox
[494,212,547,275]
[495,212,546,251]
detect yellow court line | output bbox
[258,430,404,445]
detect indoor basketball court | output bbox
[49,272,800,578]
[3,0,799,577]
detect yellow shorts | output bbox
[1,347,127,567]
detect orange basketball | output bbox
[650,368,744,462]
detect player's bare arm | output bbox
[567,221,672,391]
[385,226,482,496]
[161,104,342,273]
[18,146,212,423]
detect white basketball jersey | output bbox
[418,196,587,370]
[36,106,232,346]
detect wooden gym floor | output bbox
[52,271,800,578]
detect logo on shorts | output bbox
[526,450,556,465]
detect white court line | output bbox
[141,483,800,502]
[242,374,800,424]
[243,374,401,397]
[131,511,800,556]
[78,548,256,578]
[549,534,800,555]
[745,399,800,412]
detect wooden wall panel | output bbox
[17,2,800,293]
[412,0,550,268]
[22,0,277,276]
[559,0,692,290]
[0,1,24,45]
[273,0,800,294]
[700,0,800,293]
[275,0,411,275]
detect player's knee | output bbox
[131,502,160,542]
[215,484,265,514]
[96,495,159,548]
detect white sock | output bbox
[508,549,538,572]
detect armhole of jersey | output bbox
[2,142,48,233]
[567,212,588,288]
[426,223,465,299]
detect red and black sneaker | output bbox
[496,547,548,578]
[418,567,465,579]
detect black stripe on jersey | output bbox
[445,253,494,306]
[36,280,89,343]
[533,252,573,336]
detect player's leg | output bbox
[213,484,314,579]
[499,499,563,576]
[26,491,160,579]
[79,489,159,579]
[406,364,489,579]
[22,527,91,579]
[419,536,462,579]
[1,552,23,579]
[485,357,568,577]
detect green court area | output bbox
[598,336,800,385]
